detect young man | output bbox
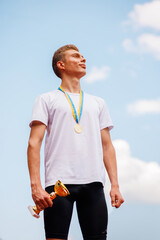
[27,44,124,240]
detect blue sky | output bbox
[0,0,160,239]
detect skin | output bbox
[57,49,86,93]
[27,49,124,240]
[101,127,124,208]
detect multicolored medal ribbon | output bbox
[58,86,84,133]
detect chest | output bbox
[49,94,100,121]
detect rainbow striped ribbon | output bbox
[58,86,84,124]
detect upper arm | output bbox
[28,121,47,147]
[101,127,112,150]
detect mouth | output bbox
[79,64,86,69]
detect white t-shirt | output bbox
[29,89,113,187]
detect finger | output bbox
[35,199,48,210]
[36,203,44,211]
[45,196,53,207]
[42,198,52,208]
[115,199,121,208]
[111,195,116,207]
[115,198,124,208]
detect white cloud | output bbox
[85,66,110,83]
[104,139,160,204]
[138,33,160,59]
[122,1,160,60]
[127,98,160,115]
[126,0,160,31]
[122,34,160,59]
[122,38,137,52]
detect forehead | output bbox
[64,49,83,57]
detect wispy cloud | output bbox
[122,34,160,60]
[122,38,137,52]
[122,0,160,60]
[105,139,160,204]
[85,66,110,83]
[123,0,160,31]
[127,98,160,115]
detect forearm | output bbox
[101,128,124,207]
[27,143,42,189]
[103,143,119,187]
[27,124,53,209]
[27,142,53,209]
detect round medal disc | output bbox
[74,124,82,133]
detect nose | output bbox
[81,56,86,63]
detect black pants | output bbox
[44,182,108,240]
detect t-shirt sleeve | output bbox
[99,99,114,131]
[29,95,49,128]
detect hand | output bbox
[31,185,53,211]
[110,185,124,208]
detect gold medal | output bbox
[74,124,82,133]
[58,86,84,134]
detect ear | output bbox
[57,61,65,70]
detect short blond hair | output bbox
[52,44,79,78]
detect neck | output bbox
[60,76,81,93]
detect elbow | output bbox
[27,137,41,150]
[110,143,116,156]
[111,143,116,153]
[103,141,115,151]
[103,142,116,156]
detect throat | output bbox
[60,80,81,93]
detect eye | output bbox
[72,54,80,58]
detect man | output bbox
[27,44,124,240]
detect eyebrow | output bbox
[71,53,84,58]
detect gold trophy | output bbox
[28,180,70,218]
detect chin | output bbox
[79,70,86,78]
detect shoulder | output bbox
[35,89,60,104]
[38,89,59,100]
[84,92,106,107]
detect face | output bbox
[59,49,86,78]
